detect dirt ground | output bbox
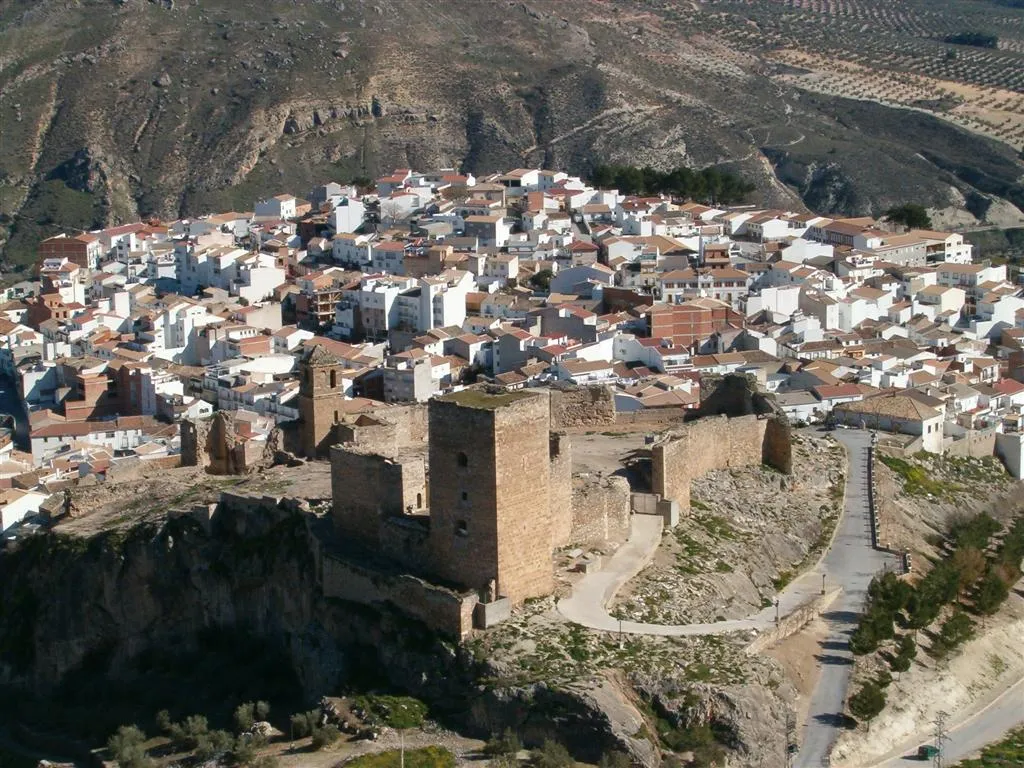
[766,617,831,732]
[568,432,649,477]
[55,461,334,537]
[266,727,488,768]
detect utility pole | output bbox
[933,710,949,768]
[784,712,797,768]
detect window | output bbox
[461,491,468,501]
[329,369,337,389]
[455,520,468,537]
[457,451,468,467]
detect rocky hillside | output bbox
[1,0,1024,268]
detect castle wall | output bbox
[549,434,574,549]
[570,474,631,549]
[549,385,616,429]
[330,447,426,547]
[321,553,477,639]
[652,414,780,509]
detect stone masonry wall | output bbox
[570,474,631,549]
[331,447,427,547]
[652,414,790,509]
[321,553,477,639]
[549,384,616,429]
[428,392,553,605]
[549,433,574,549]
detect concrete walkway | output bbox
[556,429,895,763]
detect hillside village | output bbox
[3,165,1024,536]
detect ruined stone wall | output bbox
[181,412,281,475]
[330,447,426,547]
[652,414,789,509]
[180,418,205,468]
[549,384,616,429]
[570,475,631,549]
[549,433,574,549]
[321,553,477,639]
[335,418,399,457]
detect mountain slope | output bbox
[1,0,1023,268]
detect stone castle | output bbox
[184,347,792,636]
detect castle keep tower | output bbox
[298,344,347,458]
[428,389,554,605]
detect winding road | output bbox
[557,429,896,764]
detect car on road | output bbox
[916,744,939,760]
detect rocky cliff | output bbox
[2,0,1024,268]
[0,501,648,760]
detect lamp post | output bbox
[822,573,826,595]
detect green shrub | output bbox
[235,702,256,733]
[530,740,574,768]
[154,709,172,734]
[311,724,341,751]
[194,729,234,761]
[484,728,522,757]
[107,725,152,768]
[598,752,632,768]
[290,709,320,740]
[345,746,456,768]
[353,695,428,729]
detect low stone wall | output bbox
[550,384,616,429]
[570,474,631,549]
[321,553,478,639]
[944,430,996,459]
[745,588,842,654]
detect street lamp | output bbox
[821,573,826,595]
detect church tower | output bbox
[298,344,347,458]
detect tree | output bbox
[875,668,893,689]
[484,728,523,757]
[975,567,1011,615]
[233,733,267,766]
[530,740,574,768]
[290,709,321,740]
[194,729,234,762]
[890,653,911,678]
[529,269,553,292]
[598,752,632,768]
[311,724,342,751]
[155,709,172,734]
[848,682,886,726]
[883,203,932,229]
[953,546,988,597]
[255,701,271,722]
[235,702,257,733]
[897,633,916,660]
[934,609,975,658]
[107,725,153,768]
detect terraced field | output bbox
[693,0,1024,149]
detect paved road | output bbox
[557,429,895,762]
[795,430,896,768]
[871,677,1024,767]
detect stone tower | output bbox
[298,344,347,458]
[427,389,553,605]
